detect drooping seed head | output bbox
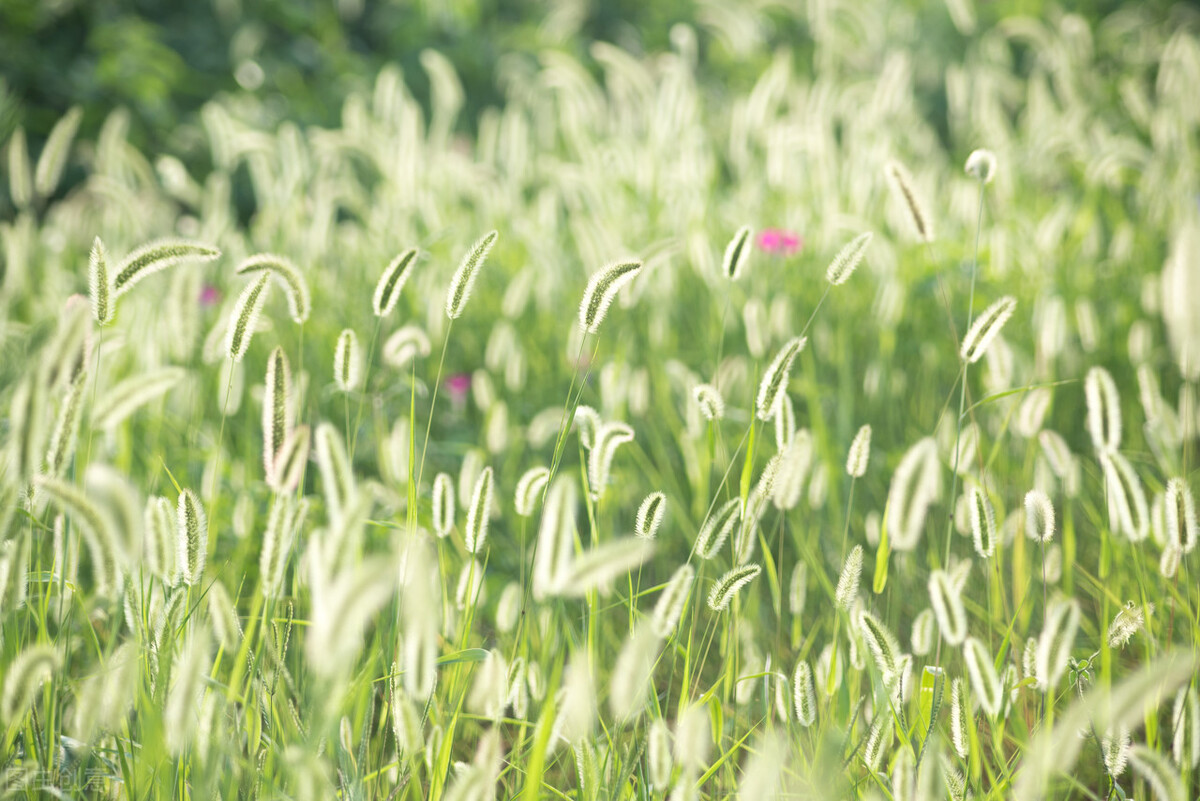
[1,644,61,723]
[267,424,310,495]
[578,259,643,334]
[334,329,361,393]
[236,253,311,323]
[1024,489,1055,543]
[176,489,208,586]
[854,609,902,681]
[950,677,970,759]
[1107,600,1150,649]
[962,637,1002,716]
[314,422,355,520]
[226,272,272,362]
[793,659,817,726]
[446,230,498,320]
[1084,366,1122,452]
[1127,744,1185,801]
[835,545,863,610]
[707,563,762,611]
[432,472,456,538]
[967,485,997,558]
[886,437,942,551]
[846,424,872,478]
[1035,596,1080,692]
[1098,450,1149,542]
[647,718,673,790]
[929,569,968,646]
[373,247,419,317]
[692,383,725,421]
[635,492,666,540]
[695,497,743,559]
[34,106,82,198]
[1172,685,1200,769]
[556,537,655,598]
[1164,477,1197,553]
[960,296,1017,363]
[113,239,221,298]
[964,149,997,183]
[587,421,634,501]
[722,225,752,280]
[262,347,293,476]
[826,232,872,286]
[755,336,806,421]
[651,563,694,637]
[382,325,432,369]
[464,466,494,553]
[886,159,934,242]
[514,466,551,517]
[88,237,113,326]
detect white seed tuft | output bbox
[1024,489,1056,543]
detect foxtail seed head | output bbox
[693,383,725,421]
[1084,366,1122,452]
[262,347,293,477]
[635,492,666,540]
[578,259,643,334]
[886,159,934,242]
[651,563,694,637]
[514,466,551,517]
[433,473,456,538]
[374,248,419,317]
[835,545,863,610]
[334,329,361,393]
[960,296,1017,363]
[113,239,220,297]
[464,466,494,554]
[1024,489,1055,543]
[236,253,311,323]
[967,485,997,558]
[826,232,872,286]
[755,336,806,421]
[446,230,498,320]
[226,272,272,362]
[707,563,761,611]
[964,149,997,183]
[722,225,752,280]
[176,489,207,586]
[88,237,113,326]
[846,424,872,478]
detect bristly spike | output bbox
[826,232,872,286]
[755,336,807,421]
[373,247,419,317]
[226,272,272,362]
[262,347,293,478]
[88,237,113,326]
[464,466,494,554]
[334,329,362,393]
[722,225,752,280]
[885,159,934,242]
[446,230,498,320]
[112,239,221,297]
[635,492,666,540]
[578,260,643,334]
[235,253,311,323]
[960,296,1017,363]
[707,563,761,611]
[846,424,872,478]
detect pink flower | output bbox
[445,373,472,404]
[756,228,803,257]
[199,285,221,306]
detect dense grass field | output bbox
[2,2,1200,799]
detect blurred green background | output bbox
[0,0,1186,178]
